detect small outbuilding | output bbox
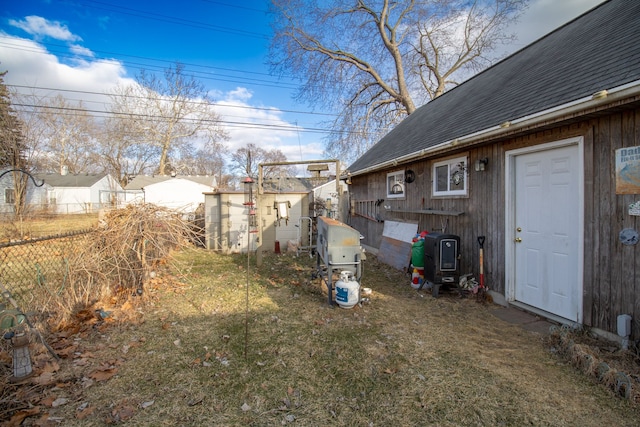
[203,176,337,254]
[124,175,217,212]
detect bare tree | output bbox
[10,90,46,173]
[230,143,295,180]
[177,142,225,176]
[0,72,24,167]
[269,0,527,161]
[108,63,228,177]
[0,71,30,216]
[29,95,101,174]
[103,88,162,186]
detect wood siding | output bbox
[348,108,640,338]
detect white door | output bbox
[512,143,582,321]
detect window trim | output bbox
[386,170,405,199]
[432,156,468,197]
[5,188,15,204]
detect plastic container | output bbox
[411,240,425,268]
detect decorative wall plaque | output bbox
[619,228,639,246]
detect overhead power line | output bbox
[73,0,270,39]
[7,84,338,118]
[0,39,299,91]
[11,102,365,136]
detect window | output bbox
[433,156,467,196]
[5,188,15,204]
[387,171,405,198]
[47,189,57,205]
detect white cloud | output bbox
[69,44,95,58]
[214,87,317,159]
[9,16,82,42]
[0,31,317,164]
[0,33,132,110]
[223,87,253,103]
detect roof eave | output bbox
[346,79,640,178]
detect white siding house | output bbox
[0,167,47,214]
[124,175,217,212]
[33,172,123,214]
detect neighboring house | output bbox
[345,0,640,341]
[124,175,217,212]
[30,172,122,214]
[0,167,47,214]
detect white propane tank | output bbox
[335,271,360,308]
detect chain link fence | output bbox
[0,230,94,324]
[1,205,199,339]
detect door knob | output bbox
[515,237,522,243]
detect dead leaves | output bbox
[103,398,155,424]
[191,351,212,366]
[3,407,40,427]
[88,362,120,382]
[76,404,95,420]
[106,401,137,424]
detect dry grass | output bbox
[2,248,640,426]
[0,213,99,241]
[0,204,196,329]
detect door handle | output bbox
[515,237,522,243]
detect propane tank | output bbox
[335,271,360,308]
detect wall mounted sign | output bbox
[630,201,640,216]
[619,228,639,246]
[615,146,640,194]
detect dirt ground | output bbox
[2,249,640,426]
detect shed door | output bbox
[513,143,582,322]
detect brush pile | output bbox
[51,203,199,325]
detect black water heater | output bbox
[423,232,460,290]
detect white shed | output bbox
[125,175,217,212]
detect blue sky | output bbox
[0,0,605,170]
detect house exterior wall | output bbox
[313,180,344,220]
[349,107,640,339]
[143,179,209,212]
[50,187,93,213]
[44,175,120,214]
[0,169,47,214]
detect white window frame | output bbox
[432,156,468,197]
[386,170,405,198]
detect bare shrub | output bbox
[51,203,197,325]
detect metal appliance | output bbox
[422,232,460,297]
[315,216,363,306]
